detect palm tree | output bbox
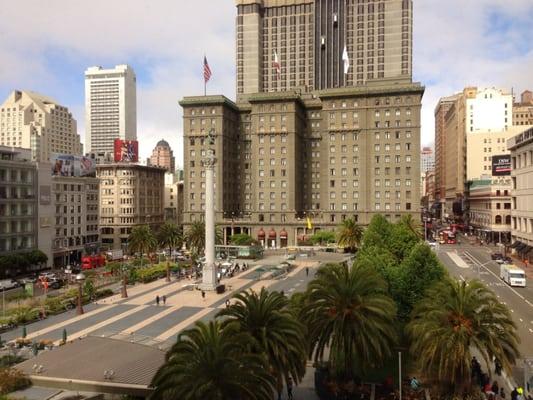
[185,221,222,257]
[407,279,520,392]
[128,225,157,267]
[150,320,275,400]
[399,214,423,239]
[158,223,183,282]
[303,263,397,379]
[217,288,307,397]
[337,218,364,253]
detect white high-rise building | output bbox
[84,65,137,154]
[0,91,82,162]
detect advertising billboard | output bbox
[492,154,511,176]
[114,139,139,162]
[51,154,95,177]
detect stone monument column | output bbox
[200,131,217,291]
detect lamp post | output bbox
[200,129,218,291]
[75,273,85,315]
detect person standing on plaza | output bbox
[287,377,293,400]
[306,266,309,276]
[162,295,166,305]
[156,295,160,306]
[201,290,206,301]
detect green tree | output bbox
[336,218,363,252]
[407,279,520,392]
[390,243,447,320]
[229,233,257,246]
[185,221,222,257]
[158,223,183,282]
[310,230,336,246]
[83,279,96,300]
[303,263,397,379]
[150,320,275,400]
[128,225,157,267]
[217,288,307,397]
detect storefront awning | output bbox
[520,245,533,254]
[510,241,521,249]
[516,242,527,252]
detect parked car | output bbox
[0,279,20,290]
[491,253,504,260]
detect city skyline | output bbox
[0,0,532,165]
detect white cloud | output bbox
[1,0,532,161]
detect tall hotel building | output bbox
[0,91,82,162]
[236,0,412,96]
[182,0,423,247]
[84,65,137,154]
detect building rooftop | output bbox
[16,336,165,396]
[156,139,170,147]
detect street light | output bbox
[75,273,85,315]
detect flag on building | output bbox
[273,50,281,79]
[342,46,350,74]
[306,216,313,230]
[203,56,212,83]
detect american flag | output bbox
[203,56,212,83]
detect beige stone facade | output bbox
[51,176,100,267]
[513,90,533,127]
[96,164,165,250]
[467,179,512,244]
[149,139,175,172]
[180,78,423,247]
[435,87,514,220]
[508,127,533,261]
[0,91,83,162]
[236,0,412,96]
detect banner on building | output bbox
[114,139,138,162]
[51,154,95,177]
[492,154,511,176]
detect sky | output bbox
[1,0,532,168]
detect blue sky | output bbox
[1,0,532,167]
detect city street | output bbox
[435,240,533,387]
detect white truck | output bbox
[106,249,124,261]
[500,264,526,287]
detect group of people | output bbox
[155,295,167,306]
[217,262,249,278]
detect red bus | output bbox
[82,255,106,270]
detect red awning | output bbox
[257,228,265,239]
[280,229,288,239]
[268,229,277,239]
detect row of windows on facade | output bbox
[512,150,533,169]
[0,203,33,216]
[0,221,33,234]
[513,217,533,234]
[100,217,161,225]
[101,207,160,215]
[0,237,33,252]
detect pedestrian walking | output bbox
[500,388,506,399]
[162,295,166,305]
[306,266,309,276]
[156,295,160,306]
[201,290,206,301]
[511,387,518,400]
[287,377,293,400]
[225,299,230,308]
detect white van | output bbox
[0,279,20,290]
[500,264,526,287]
